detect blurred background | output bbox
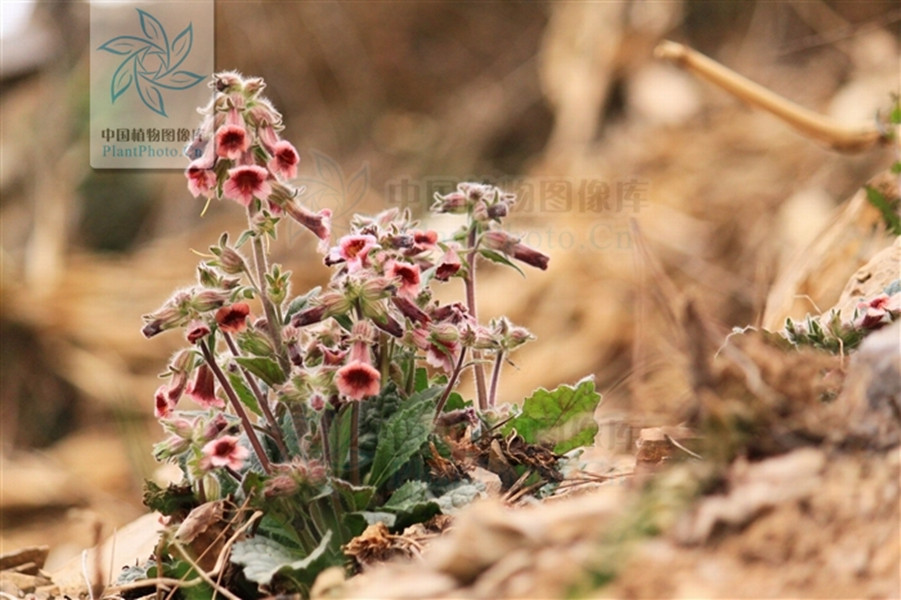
[1,1,898,568]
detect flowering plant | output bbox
[136,71,601,597]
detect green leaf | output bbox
[226,370,261,416]
[367,396,434,489]
[478,248,525,277]
[435,481,484,513]
[231,531,334,586]
[328,404,353,476]
[235,356,287,387]
[413,367,430,393]
[865,185,901,236]
[164,559,214,600]
[235,228,255,248]
[502,377,603,454]
[443,391,468,412]
[383,480,430,511]
[141,480,196,516]
[382,480,440,528]
[344,511,396,535]
[331,478,376,512]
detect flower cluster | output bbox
[185,70,330,246]
[781,286,901,352]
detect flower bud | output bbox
[218,246,247,275]
[431,190,468,214]
[142,290,193,338]
[192,288,230,313]
[264,475,298,498]
[482,230,549,271]
[237,328,275,356]
[153,435,192,461]
[285,201,331,245]
[392,296,430,325]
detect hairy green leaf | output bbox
[331,478,376,512]
[503,377,602,454]
[865,185,901,236]
[235,356,287,387]
[231,531,333,585]
[367,396,433,489]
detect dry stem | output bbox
[655,40,886,153]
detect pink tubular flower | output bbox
[285,202,331,246]
[435,244,462,281]
[327,234,377,272]
[392,296,430,325]
[386,259,421,299]
[186,162,218,198]
[223,165,271,206]
[202,435,250,470]
[215,302,250,333]
[186,319,211,344]
[215,108,250,160]
[268,140,299,180]
[409,229,438,253]
[335,361,381,401]
[853,293,900,329]
[154,385,176,419]
[186,363,225,409]
[334,339,380,400]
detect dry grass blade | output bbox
[654,40,886,153]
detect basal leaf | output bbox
[231,531,333,585]
[367,395,433,489]
[502,376,602,454]
[382,480,440,528]
[235,356,287,387]
[434,481,483,513]
[344,511,395,535]
[331,478,376,512]
[383,480,429,511]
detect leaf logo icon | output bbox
[97,9,205,117]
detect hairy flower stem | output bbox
[350,401,361,485]
[378,333,391,384]
[434,347,468,421]
[247,207,290,376]
[222,332,289,458]
[464,225,489,410]
[199,339,272,474]
[488,350,505,407]
[320,410,334,472]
